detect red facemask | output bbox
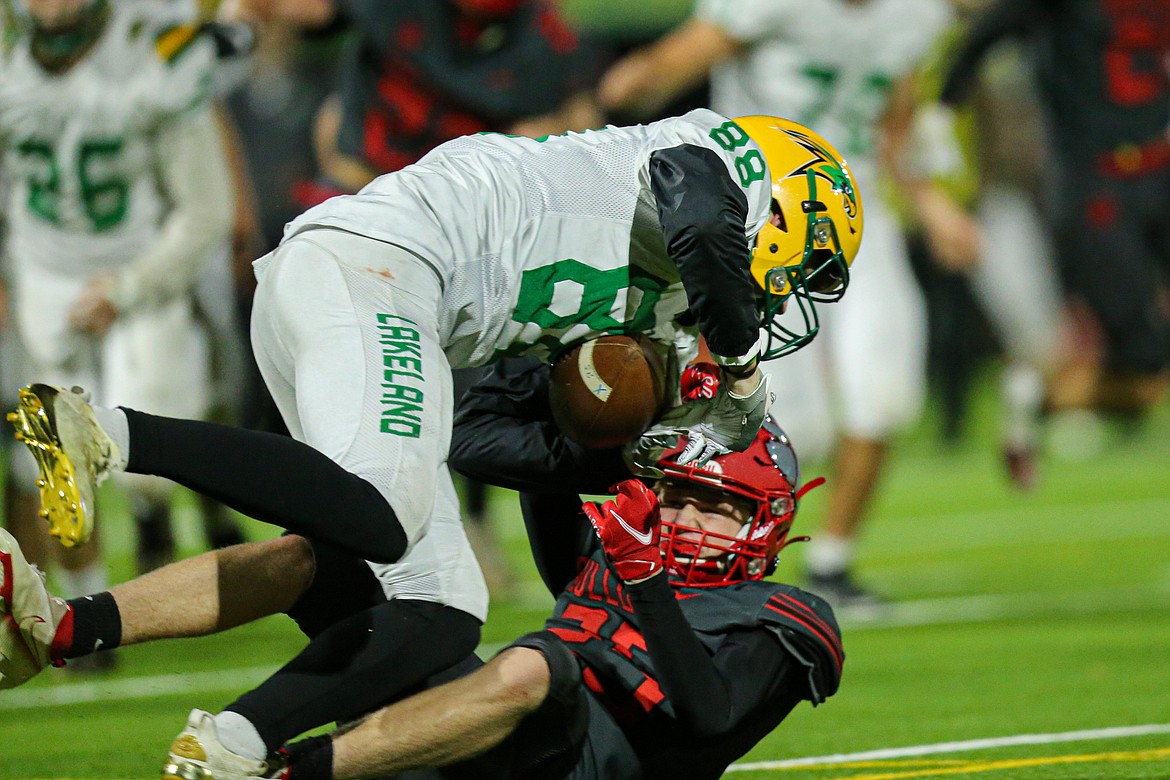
[656,417,804,587]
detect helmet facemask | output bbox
[758,170,853,360]
[655,417,800,587]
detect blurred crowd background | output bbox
[1,0,1167,659]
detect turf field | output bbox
[1,371,1168,779]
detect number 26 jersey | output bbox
[0,2,215,277]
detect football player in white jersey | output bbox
[0,0,234,577]
[599,0,971,609]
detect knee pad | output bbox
[497,631,589,780]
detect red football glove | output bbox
[582,479,663,582]
[680,362,720,401]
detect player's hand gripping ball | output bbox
[550,335,667,449]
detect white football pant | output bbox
[250,227,487,619]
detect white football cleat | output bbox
[162,709,286,780]
[7,383,122,547]
[0,527,70,689]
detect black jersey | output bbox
[335,0,596,172]
[544,547,843,779]
[944,0,1170,167]
[547,548,842,713]
[1038,0,1170,165]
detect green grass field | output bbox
[1,371,1169,779]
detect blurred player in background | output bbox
[942,0,1170,452]
[914,6,1067,488]
[307,0,602,192]
[0,0,238,601]
[599,0,962,610]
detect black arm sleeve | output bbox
[650,144,759,361]
[519,493,594,596]
[940,0,1046,106]
[449,361,631,495]
[450,361,629,596]
[625,575,795,737]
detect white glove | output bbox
[623,427,686,478]
[627,371,773,470]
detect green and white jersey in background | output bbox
[0,1,215,277]
[696,0,951,183]
[285,108,772,367]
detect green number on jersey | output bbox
[513,259,627,331]
[798,66,895,156]
[15,137,129,231]
[79,140,129,231]
[17,139,60,224]
[509,259,670,348]
[709,120,767,187]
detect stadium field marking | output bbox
[726,723,1170,772]
[16,747,1170,780]
[0,666,279,710]
[4,582,1168,711]
[820,747,1170,779]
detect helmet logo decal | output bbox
[698,460,724,475]
[782,130,858,222]
[612,510,655,545]
[750,520,776,541]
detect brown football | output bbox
[549,334,667,449]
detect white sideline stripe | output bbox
[3,585,1167,711]
[0,642,510,712]
[3,583,1166,712]
[0,666,278,710]
[727,723,1170,771]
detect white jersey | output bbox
[284,109,773,367]
[697,0,950,182]
[0,1,215,277]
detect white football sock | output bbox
[55,560,109,599]
[91,406,130,470]
[212,711,268,760]
[1002,363,1044,450]
[805,534,854,578]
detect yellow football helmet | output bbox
[733,115,864,360]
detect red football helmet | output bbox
[656,417,801,587]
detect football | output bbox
[549,334,667,449]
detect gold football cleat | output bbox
[161,709,281,780]
[7,384,120,548]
